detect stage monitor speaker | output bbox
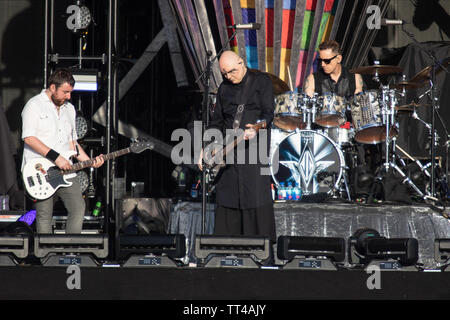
[277,236,345,270]
[194,235,271,268]
[34,234,108,267]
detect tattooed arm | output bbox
[355,73,364,94]
[304,74,315,97]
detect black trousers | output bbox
[214,203,276,243]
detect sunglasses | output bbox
[318,54,339,65]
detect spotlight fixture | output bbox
[194,235,271,268]
[34,234,108,267]
[434,239,450,271]
[75,112,89,139]
[72,69,99,91]
[349,228,419,270]
[277,236,345,270]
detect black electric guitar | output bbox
[22,140,153,200]
[204,121,267,181]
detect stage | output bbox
[0,200,450,302]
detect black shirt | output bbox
[209,69,274,209]
[313,65,356,98]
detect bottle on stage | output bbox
[287,182,293,200]
[92,198,102,217]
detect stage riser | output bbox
[274,202,450,269]
[170,202,450,268]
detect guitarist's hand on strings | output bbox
[244,123,257,140]
[91,155,105,168]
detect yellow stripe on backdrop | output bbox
[240,0,255,8]
[265,47,273,74]
[279,47,292,90]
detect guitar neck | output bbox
[66,147,131,173]
[221,121,266,158]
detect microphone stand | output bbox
[196,28,238,234]
[401,25,449,198]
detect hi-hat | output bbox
[390,81,423,90]
[350,65,403,75]
[396,102,430,112]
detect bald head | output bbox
[219,50,247,84]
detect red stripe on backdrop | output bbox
[223,5,237,47]
[281,8,296,49]
[324,0,335,12]
[306,0,317,11]
[265,7,274,47]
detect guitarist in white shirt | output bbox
[21,68,104,234]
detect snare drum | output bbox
[273,92,305,131]
[315,93,347,128]
[350,90,397,144]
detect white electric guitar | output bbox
[22,140,153,200]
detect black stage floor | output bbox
[1,201,450,304]
[1,265,449,301]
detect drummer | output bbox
[303,40,363,98]
[303,40,380,199]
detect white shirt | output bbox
[21,89,78,171]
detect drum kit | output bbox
[269,60,449,202]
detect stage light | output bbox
[75,113,89,139]
[72,70,98,91]
[0,219,33,265]
[34,234,108,267]
[194,235,271,268]
[119,234,186,267]
[349,228,419,270]
[434,239,450,271]
[277,236,345,270]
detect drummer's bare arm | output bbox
[355,73,364,94]
[304,74,315,97]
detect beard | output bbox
[50,94,66,107]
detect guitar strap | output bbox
[232,71,252,132]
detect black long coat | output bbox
[209,69,274,209]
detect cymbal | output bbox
[409,57,450,83]
[350,65,403,75]
[390,81,423,90]
[263,72,291,95]
[396,102,430,112]
[248,68,291,94]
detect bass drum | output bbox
[270,130,345,195]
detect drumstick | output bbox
[287,65,293,92]
[395,144,414,161]
[396,144,431,177]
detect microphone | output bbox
[380,19,406,26]
[227,23,261,30]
